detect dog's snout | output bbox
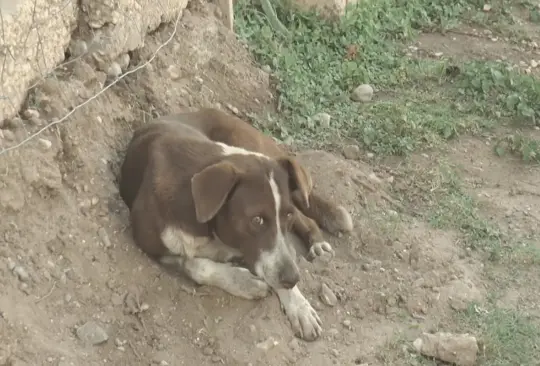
[279,266,300,289]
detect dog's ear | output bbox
[191,161,238,223]
[278,157,313,208]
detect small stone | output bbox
[23,109,40,120]
[256,337,279,351]
[76,321,109,345]
[159,361,169,366]
[64,293,72,303]
[2,129,15,141]
[6,117,23,129]
[167,65,181,80]
[226,103,239,115]
[91,197,99,206]
[434,52,443,57]
[140,302,150,312]
[118,54,130,70]
[312,112,331,128]
[262,65,272,73]
[531,60,538,68]
[351,84,374,102]
[98,227,112,248]
[203,347,214,356]
[319,283,338,307]
[69,40,88,58]
[13,266,29,282]
[483,4,491,11]
[414,332,478,366]
[38,138,52,149]
[342,319,352,329]
[342,144,360,160]
[330,349,339,357]
[107,62,122,78]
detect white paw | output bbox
[307,241,334,261]
[229,267,271,300]
[278,287,322,341]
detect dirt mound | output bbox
[0,4,487,366]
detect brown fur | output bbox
[160,108,354,253]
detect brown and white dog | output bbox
[118,108,353,341]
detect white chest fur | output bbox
[160,226,242,263]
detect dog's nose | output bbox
[279,268,300,289]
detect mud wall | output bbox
[0,0,189,121]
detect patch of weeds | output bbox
[236,0,540,155]
[377,331,437,366]
[396,160,505,257]
[457,61,540,124]
[494,132,540,163]
[424,164,503,253]
[458,303,540,365]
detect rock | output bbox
[531,60,538,68]
[38,138,52,150]
[107,62,122,78]
[76,321,109,345]
[6,117,23,129]
[23,109,40,120]
[13,266,30,282]
[312,112,331,128]
[445,279,483,311]
[413,332,478,366]
[98,227,112,248]
[342,144,361,160]
[319,283,338,307]
[351,84,374,102]
[167,65,181,80]
[483,4,491,11]
[256,337,279,351]
[68,40,88,58]
[2,129,15,141]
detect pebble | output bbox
[351,84,374,102]
[2,129,15,141]
[342,319,352,329]
[319,283,338,307]
[98,227,112,248]
[107,62,122,78]
[23,109,40,120]
[256,337,279,351]
[6,117,23,129]
[38,138,52,150]
[531,60,538,68]
[13,266,30,282]
[342,144,361,160]
[167,65,181,80]
[76,321,109,345]
[312,112,331,128]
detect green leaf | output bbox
[505,94,520,110]
[517,102,535,118]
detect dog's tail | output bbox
[293,191,353,236]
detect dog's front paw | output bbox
[229,267,271,300]
[278,287,322,341]
[307,241,334,261]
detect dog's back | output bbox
[119,119,215,210]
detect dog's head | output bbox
[191,155,312,289]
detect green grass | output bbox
[235,0,540,156]
[458,303,540,365]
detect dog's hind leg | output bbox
[160,256,270,300]
[291,206,334,261]
[292,191,353,236]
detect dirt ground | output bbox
[1,2,539,366]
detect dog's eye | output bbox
[252,216,264,226]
